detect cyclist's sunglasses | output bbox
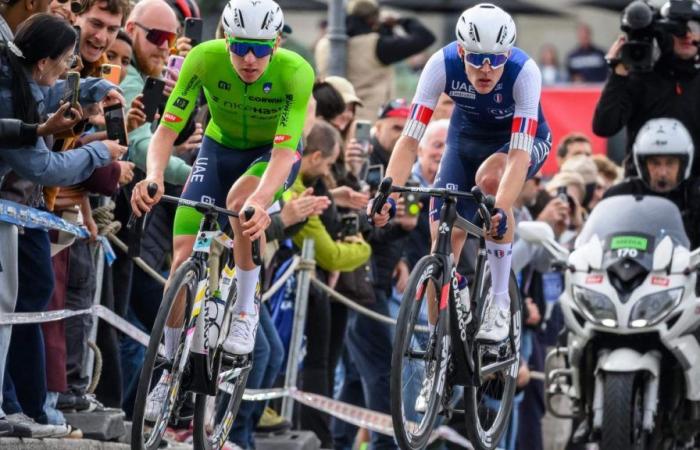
[135,23,176,48]
[227,37,275,58]
[463,51,509,69]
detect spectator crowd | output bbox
[0,0,698,449]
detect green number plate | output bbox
[610,235,648,251]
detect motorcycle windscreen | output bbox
[575,195,690,255]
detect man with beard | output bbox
[604,118,700,249]
[122,0,190,185]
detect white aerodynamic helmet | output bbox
[633,118,694,186]
[456,3,516,54]
[221,0,284,40]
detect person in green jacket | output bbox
[286,120,371,270]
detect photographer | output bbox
[314,0,435,121]
[593,0,700,177]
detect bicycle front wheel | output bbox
[192,356,251,450]
[464,270,522,450]
[390,255,449,450]
[131,259,200,450]
[192,262,251,450]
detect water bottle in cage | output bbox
[205,293,226,349]
[191,277,210,355]
[456,274,472,325]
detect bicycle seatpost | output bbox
[243,207,263,266]
[369,177,393,224]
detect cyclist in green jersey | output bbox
[129,0,314,419]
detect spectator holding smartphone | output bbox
[0,14,126,438]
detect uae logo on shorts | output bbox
[494,93,503,104]
[263,82,272,93]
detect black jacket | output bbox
[603,177,700,249]
[364,137,413,295]
[0,118,38,147]
[592,54,700,177]
[346,15,435,66]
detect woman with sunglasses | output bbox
[129,0,314,419]
[369,0,552,417]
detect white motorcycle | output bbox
[518,195,700,450]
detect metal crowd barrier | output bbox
[0,200,543,446]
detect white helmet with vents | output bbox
[633,118,694,186]
[221,0,284,40]
[455,3,516,54]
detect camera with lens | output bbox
[339,213,360,239]
[619,0,700,72]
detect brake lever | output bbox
[369,177,393,225]
[126,183,158,258]
[244,206,263,266]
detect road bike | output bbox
[372,178,522,450]
[131,184,261,450]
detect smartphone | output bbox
[365,164,384,191]
[101,64,121,85]
[141,77,166,122]
[184,18,203,46]
[165,55,184,82]
[104,103,128,146]
[355,120,372,155]
[62,71,81,118]
[340,213,360,237]
[403,179,421,217]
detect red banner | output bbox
[540,86,606,176]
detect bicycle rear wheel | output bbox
[390,255,450,450]
[131,259,201,450]
[464,270,522,450]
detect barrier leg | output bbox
[281,239,315,421]
[83,245,105,389]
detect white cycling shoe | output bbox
[475,291,510,343]
[144,371,171,423]
[414,363,435,414]
[223,311,259,355]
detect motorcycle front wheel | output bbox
[601,372,649,450]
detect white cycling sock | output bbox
[233,266,261,315]
[164,326,182,359]
[486,241,512,310]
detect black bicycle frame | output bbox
[432,195,489,388]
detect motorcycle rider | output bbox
[604,118,700,249]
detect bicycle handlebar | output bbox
[142,183,262,265]
[371,177,496,228]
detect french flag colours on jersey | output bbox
[510,116,537,154]
[404,104,434,140]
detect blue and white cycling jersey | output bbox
[404,42,551,159]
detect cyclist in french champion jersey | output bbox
[372,2,550,359]
[130,0,313,418]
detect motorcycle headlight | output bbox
[572,286,617,327]
[629,288,684,328]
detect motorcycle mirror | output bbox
[517,221,555,243]
[652,235,674,272]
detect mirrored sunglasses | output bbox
[227,38,275,58]
[463,52,509,69]
[135,23,176,48]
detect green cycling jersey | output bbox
[161,39,314,151]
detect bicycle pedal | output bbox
[222,353,251,368]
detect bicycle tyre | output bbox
[463,270,522,450]
[192,362,251,450]
[390,255,448,450]
[131,259,201,450]
[192,258,251,450]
